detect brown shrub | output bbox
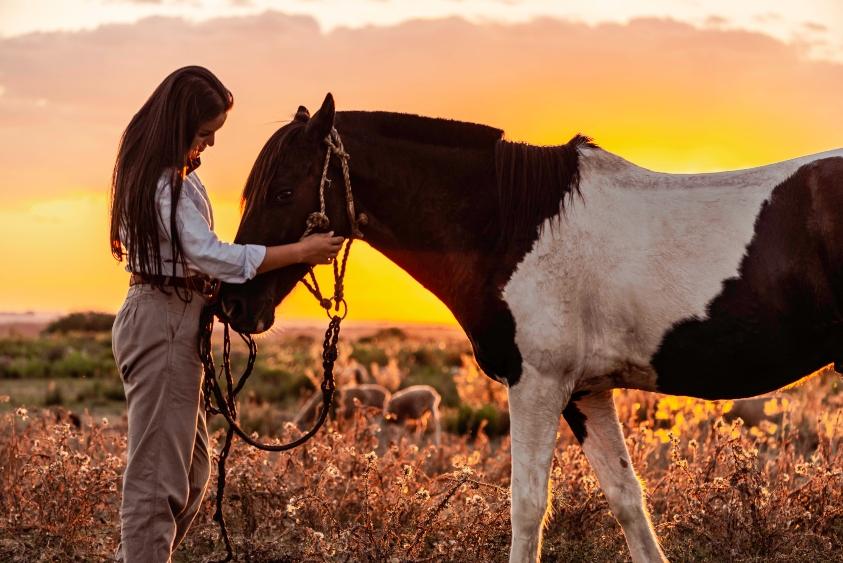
[2,354,843,561]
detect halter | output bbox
[304,127,365,239]
[299,127,367,319]
[198,127,366,562]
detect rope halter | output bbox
[198,124,366,562]
[302,127,366,239]
[299,127,367,317]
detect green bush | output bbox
[393,344,464,408]
[43,312,116,334]
[73,379,124,406]
[45,344,66,362]
[357,327,407,343]
[399,346,462,370]
[0,335,117,379]
[0,339,48,376]
[401,364,460,407]
[245,366,315,407]
[349,344,389,367]
[52,350,103,379]
[102,381,125,402]
[444,403,510,438]
[2,357,51,379]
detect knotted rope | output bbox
[197,127,365,562]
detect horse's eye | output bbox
[274,189,294,204]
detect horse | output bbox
[217,93,843,562]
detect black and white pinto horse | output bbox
[219,94,843,562]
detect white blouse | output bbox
[123,169,266,283]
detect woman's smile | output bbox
[188,111,227,161]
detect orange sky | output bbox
[0,11,841,323]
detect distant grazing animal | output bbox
[219,93,843,562]
[339,383,391,418]
[293,383,390,428]
[385,384,442,445]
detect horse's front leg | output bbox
[563,390,667,563]
[508,363,572,563]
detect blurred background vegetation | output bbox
[3,312,843,561]
[0,312,509,438]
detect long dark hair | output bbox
[109,65,233,299]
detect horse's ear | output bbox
[305,93,335,140]
[294,105,310,122]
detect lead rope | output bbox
[197,127,366,562]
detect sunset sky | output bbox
[0,1,841,324]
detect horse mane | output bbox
[240,110,595,245]
[336,113,596,241]
[336,111,504,149]
[495,134,597,241]
[241,112,501,218]
[240,120,306,219]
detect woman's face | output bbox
[188,111,227,161]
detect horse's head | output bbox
[219,93,351,333]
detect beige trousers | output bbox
[111,283,211,562]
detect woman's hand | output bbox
[255,231,345,274]
[298,231,345,265]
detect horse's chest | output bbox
[501,168,778,390]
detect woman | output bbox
[108,66,343,562]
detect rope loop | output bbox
[198,127,362,563]
[328,298,348,320]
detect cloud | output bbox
[754,12,782,23]
[802,21,828,33]
[0,10,841,205]
[103,0,199,4]
[704,15,728,27]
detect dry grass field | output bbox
[2,323,843,562]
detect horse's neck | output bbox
[341,132,502,326]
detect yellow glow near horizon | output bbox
[0,193,459,323]
[1,11,841,322]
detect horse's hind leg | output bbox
[508,364,572,563]
[564,390,667,563]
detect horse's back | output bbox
[653,155,843,398]
[503,148,843,399]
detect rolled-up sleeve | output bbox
[157,181,267,283]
